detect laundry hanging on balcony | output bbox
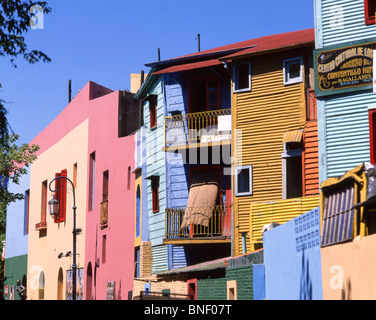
[180,169,219,229]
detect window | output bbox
[283,57,303,85]
[149,94,158,129]
[102,235,107,264]
[233,62,251,92]
[282,142,303,199]
[24,190,30,235]
[227,280,237,300]
[235,165,252,196]
[39,271,45,300]
[151,176,159,213]
[135,247,140,278]
[188,76,221,113]
[365,0,376,25]
[128,166,131,190]
[187,279,197,300]
[41,180,47,223]
[89,152,95,211]
[136,185,141,237]
[73,163,77,188]
[102,170,109,202]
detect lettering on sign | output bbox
[316,44,376,94]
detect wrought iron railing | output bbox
[164,109,231,147]
[165,205,232,239]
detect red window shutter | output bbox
[54,173,62,223]
[59,169,67,223]
[149,95,157,128]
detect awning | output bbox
[152,59,223,75]
[156,257,229,276]
[180,170,219,228]
[282,129,303,143]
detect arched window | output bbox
[39,271,45,300]
[86,262,93,300]
[57,268,64,300]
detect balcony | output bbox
[164,205,232,244]
[164,109,231,151]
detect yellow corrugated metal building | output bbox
[226,29,319,255]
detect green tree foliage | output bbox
[0,0,52,66]
[0,0,51,298]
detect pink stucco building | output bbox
[26,81,140,300]
[84,84,139,300]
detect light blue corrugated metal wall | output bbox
[144,78,166,247]
[319,0,375,48]
[152,245,169,274]
[324,91,371,178]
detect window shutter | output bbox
[54,173,62,223]
[60,169,67,223]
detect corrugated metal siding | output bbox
[171,245,187,270]
[321,0,375,47]
[249,195,320,249]
[152,245,168,274]
[321,185,355,246]
[303,120,320,196]
[325,91,371,178]
[144,79,167,247]
[234,52,307,253]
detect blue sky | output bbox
[0,0,315,145]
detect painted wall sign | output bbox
[315,41,376,97]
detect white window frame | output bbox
[233,61,251,93]
[283,57,303,85]
[235,165,253,196]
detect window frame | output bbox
[233,61,252,93]
[235,165,253,197]
[283,57,303,85]
[364,0,376,25]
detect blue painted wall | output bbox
[263,207,323,300]
[5,170,30,259]
[253,264,265,300]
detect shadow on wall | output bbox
[341,278,351,300]
[299,250,312,300]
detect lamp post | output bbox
[48,176,78,300]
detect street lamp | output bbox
[48,176,78,300]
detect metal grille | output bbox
[164,109,231,147]
[321,184,355,247]
[165,205,231,238]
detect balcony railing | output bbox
[164,109,231,148]
[165,205,232,239]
